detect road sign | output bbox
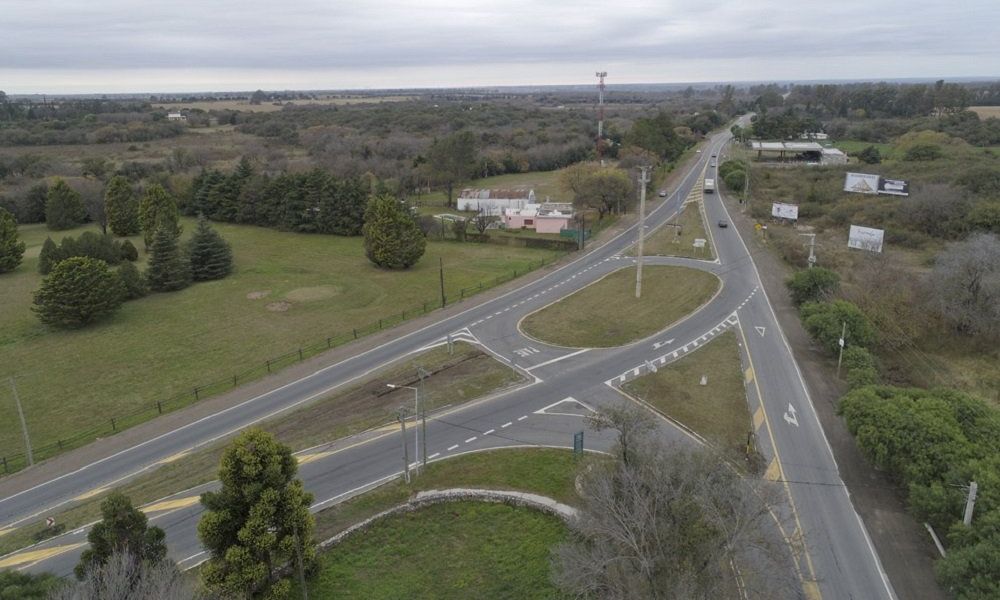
[573,431,584,457]
[46,516,55,528]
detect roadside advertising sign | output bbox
[771,202,799,220]
[844,172,880,194]
[847,225,885,253]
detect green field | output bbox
[299,501,567,599]
[0,219,560,467]
[623,331,753,464]
[520,265,720,348]
[832,140,896,159]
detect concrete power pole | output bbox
[9,377,33,467]
[397,407,410,483]
[836,322,847,378]
[635,166,651,299]
[964,481,978,526]
[418,367,429,469]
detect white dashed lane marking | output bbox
[447,444,459,451]
[501,422,512,428]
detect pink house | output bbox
[502,203,574,234]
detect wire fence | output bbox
[0,255,560,477]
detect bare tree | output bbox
[472,207,496,235]
[555,403,798,599]
[49,549,197,600]
[927,232,1000,338]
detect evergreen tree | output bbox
[362,193,426,269]
[45,178,86,230]
[37,236,59,274]
[145,225,190,292]
[32,257,124,328]
[21,182,49,224]
[119,239,139,262]
[0,206,25,273]
[74,491,167,580]
[138,184,180,249]
[187,216,233,281]
[105,175,140,236]
[117,261,147,299]
[198,429,315,600]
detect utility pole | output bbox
[963,481,978,526]
[293,522,309,600]
[418,367,429,469]
[9,377,33,466]
[397,407,410,483]
[836,322,847,377]
[635,166,651,299]
[800,233,817,267]
[438,257,446,309]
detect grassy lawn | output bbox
[629,201,714,260]
[520,265,720,348]
[411,169,567,209]
[0,344,524,556]
[298,501,568,600]
[623,331,752,462]
[0,220,559,471]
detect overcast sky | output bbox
[2,0,998,94]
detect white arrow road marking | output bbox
[783,403,799,427]
[755,326,766,337]
[652,338,675,349]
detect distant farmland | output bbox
[969,106,1000,119]
[155,95,416,113]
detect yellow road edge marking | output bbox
[736,319,822,598]
[296,451,335,466]
[72,487,107,502]
[753,406,765,431]
[158,451,189,465]
[142,496,200,514]
[0,542,85,569]
[764,458,781,481]
[744,366,755,382]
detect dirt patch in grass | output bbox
[246,290,270,300]
[623,331,754,464]
[285,285,342,302]
[266,300,292,312]
[520,265,720,348]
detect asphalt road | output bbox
[0,124,897,599]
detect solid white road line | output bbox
[524,348,590,371]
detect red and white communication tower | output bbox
[595,71,607,157]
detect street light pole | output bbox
[417,367,430,469]
[635,166,650,299]
[396,406,410,483]
[389,383,421,474]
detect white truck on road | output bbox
[704,178,715,193]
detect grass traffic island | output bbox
[630,201,715,260]
[298,502,568,600]
[0,343,525,558]
[519,265,720,348]
[0,218,560,471]
[622,331,755,465]
[296,447,586,599]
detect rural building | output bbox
[166,112,187,121]
[799,132,829,140]
[749,140,825,162]
[502,202,574,234]
[820,147,848,165]
[458,188,535,213]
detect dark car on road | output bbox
[717,220,728,228]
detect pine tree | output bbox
[45,178,86,230]
[0,207,25,273]
[138,184,180,249]
[74,492,167,580]
[37,236,59,274]
[145,225,190,292]
[105,175,140,236]
[32,257,124,328]
[117,261,147,299]
[362,193,426,269]
[187,216,233,281]
[198,429,315,599]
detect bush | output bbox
[785,267,840,305]
[37,231,126,274]
[117,261,147,299]
[842,346,879,388]
[856,145,882,164]
[722,169,746,192]
[362,193,426,269]
[119,239,139,261]
[32,257,124,327]
[904,144,944,161]
[800,299,876,354]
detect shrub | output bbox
[32,257,124,327]
[800,299,876,354]
[119,239,139,262]
[842,346,879,388]
[362,193,426,269]
[785,267,840,305]
[856,145,882,164]
[904,144,944,161]
[117,261,147,299]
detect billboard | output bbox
[878,178,910,196]
[771,202,799,220]
[844,172,880,194]
[848,225,885,253]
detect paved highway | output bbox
[0,124,896,599]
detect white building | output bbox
[166,112,187,121]
[457,188,535,214]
